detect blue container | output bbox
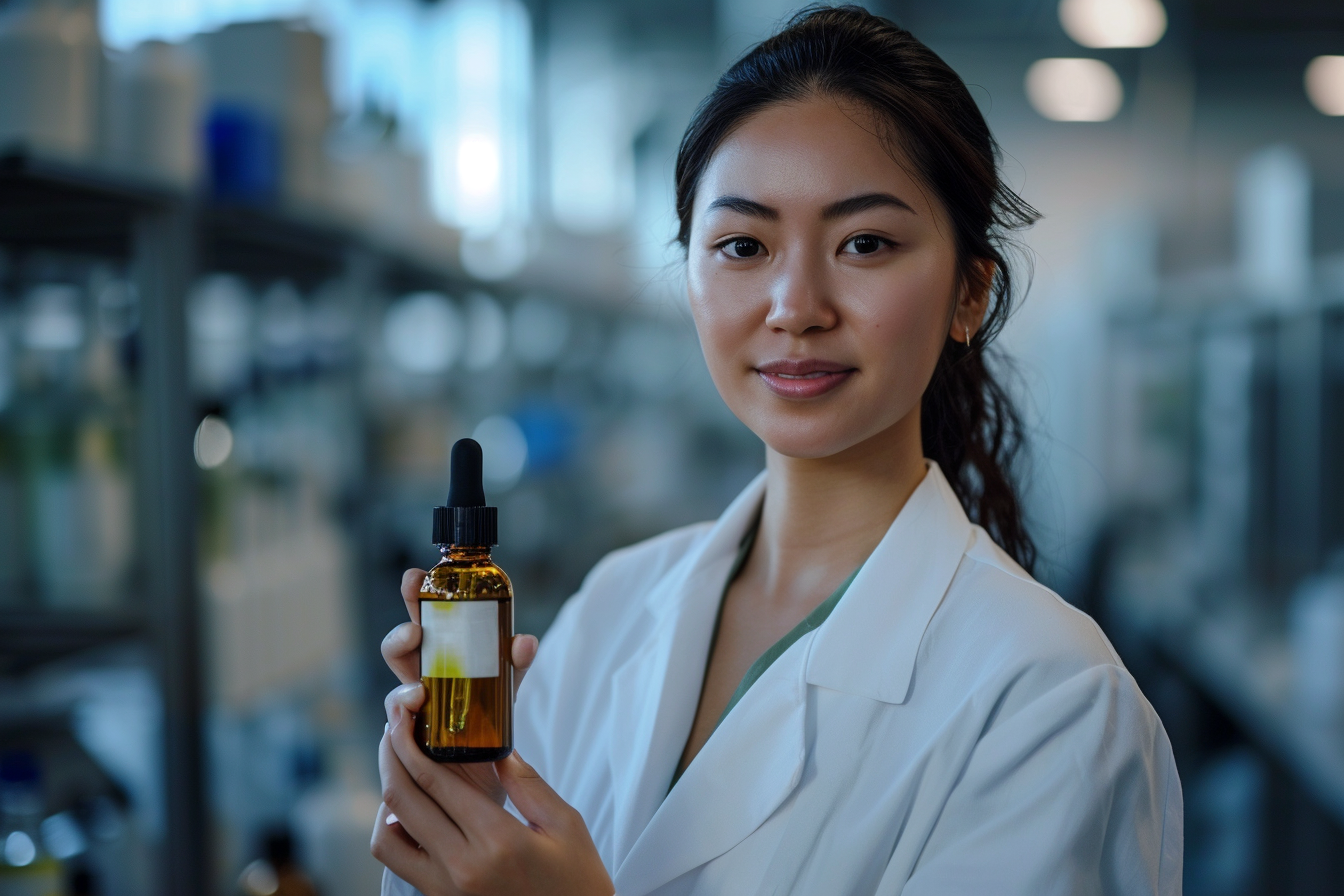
[205,102,280,202]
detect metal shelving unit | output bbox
[1,150,204,894]
[0,608,145,676]
[0,149,466,895]
[1098,299,1344,894]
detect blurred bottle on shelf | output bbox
[291,771,385,896]
[256,282,307,377]
[20,283,84,390]
[1236,144,1311,307]
[8,271,136,611]
[0,750,63,896]
[0,0,100,161]
[188,274,255,398]
[30,419,132,609]
[204,473,354,709]
[103,39,201,188]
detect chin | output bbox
[750,417,875,461]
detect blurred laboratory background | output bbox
[0,0,1342,893]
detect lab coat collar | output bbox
[608,463,972,895]
[643,469,769,626]
[607,470,769,870]
[805,461,973,704]
[615,626,809,896]
[609,465,801,896]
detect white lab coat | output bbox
[384,462,1182,896]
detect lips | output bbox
[755,358,856,399]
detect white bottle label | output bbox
[420,600,500,678]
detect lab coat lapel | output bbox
[607,472,768,870]
[614,630,809,896]
[609,463,971,893]
[806,462,973,704]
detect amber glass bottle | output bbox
[415,439,514,762]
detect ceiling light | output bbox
[1026,58,1124,122]
[1059,0,1166,49]
[1305,56,1344,116]
[427,0,532,235]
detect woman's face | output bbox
[687,95,978,461]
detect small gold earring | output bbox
[964,325,971,346]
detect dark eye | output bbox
[722,238,763,258]
[845,234,886,255]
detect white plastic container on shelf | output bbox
[192,20,332,207]
[187,274,255,397]
[0,0,101,159]
[325,126,433,239]
[1289,560,1344,720]
[291,773,385,896]
[33,420,133,609]
[104,39,202,187]
[21,280,134,609]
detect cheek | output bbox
[872,285,948,342]
[865,257,951,338]
[852,266,955,378]
[687,261,757,370]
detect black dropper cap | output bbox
[432,439,498,547]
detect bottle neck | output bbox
[441,545,493,562]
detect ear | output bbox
[949,259,995,345]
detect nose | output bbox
[763,248,838,335]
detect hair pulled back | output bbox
[675,4,1038,571]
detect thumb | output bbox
[496,751,567,831]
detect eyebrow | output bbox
[706,195,779,219]
[822,192,916,219]
[704,192,916,221]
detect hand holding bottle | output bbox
[381,567,537,804]
[373,710,614,896]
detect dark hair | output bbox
[674,4,1038,571]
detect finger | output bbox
[370,800,430,878]
[446,759,507,806]
[384,683,425,726]
[495,751,570,833]
[388,703,514,842]
[381,622,423,685]
[401,568,427,625]
[511,634,538,670]
[378,726,467,854]
[512,634,538,697]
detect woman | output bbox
[374,7,1182,895]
